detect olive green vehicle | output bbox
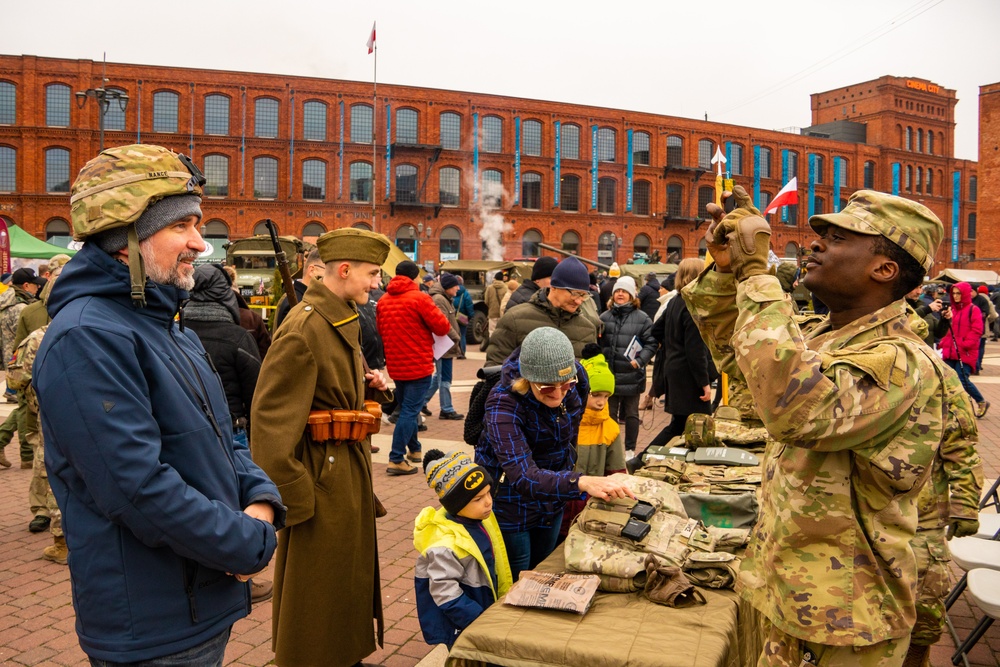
[224,235,314,299]
[438,259,534,344]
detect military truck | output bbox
[438,259,534,344]
[224,235,314,300]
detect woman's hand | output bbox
[578,476,636,501]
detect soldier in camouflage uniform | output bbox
[0,267,44,468]
[683,187,977,666]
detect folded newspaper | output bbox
[503,571,601,615]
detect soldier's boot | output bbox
[901,644,930,667]
[0,443,10,468]
[42,536,68,565]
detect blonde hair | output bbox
[222,265,238,283]
[511,377,531,395]
[674,258,704,292]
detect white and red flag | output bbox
[763,177,798,216]
[367,22,376,54]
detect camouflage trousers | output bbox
[757,625,910,667]
[911,528,951,646]
[25,425,61,537]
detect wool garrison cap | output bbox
[423,449,493,516]
[531,256,559,281]
[809,190,943,272]
[518,327,577,384]
[316,228,391,265]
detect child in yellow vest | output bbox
[560,344,627,536]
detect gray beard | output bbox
[139,238,196,291]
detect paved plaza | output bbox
[0,345,997,666]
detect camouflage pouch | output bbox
[684,414,715,449]
[683,551,740,590]
[635,458,688,485]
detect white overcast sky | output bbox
[5,0,996,161]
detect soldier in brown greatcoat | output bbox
[251,228,393,667]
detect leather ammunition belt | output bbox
[307,400,382,442]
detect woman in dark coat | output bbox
[598,276,657,454]
[649,258,718,447]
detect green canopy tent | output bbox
[6,224,77,259]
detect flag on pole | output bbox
[764,177,798,216]
[367,22,376,54]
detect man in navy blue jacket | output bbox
[35,145,284,666]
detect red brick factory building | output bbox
[0,54,993,272]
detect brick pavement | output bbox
[0,346,998,666]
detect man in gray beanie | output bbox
[486,256,599,365]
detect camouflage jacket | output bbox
[0,286,37,369]
[682,270,973,647]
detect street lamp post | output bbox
[417,222,433,270]
[76,86,129,153]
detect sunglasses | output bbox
[533,378,578,395]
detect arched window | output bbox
[970,176,978,202]
[482,116,503,153]
[697,186,714,218]
[560,174,579,212]
[561,230,580,254]
[303,222,326,238]
[395,224,417,258]
[440,112,461,150]
[864,161,875,189]
[598,232,618,263]
[396,108,418,144]
[45,147,70,193]
[203,154,229,197]
[598,177,616,214]
[927,132,934,155]
[521,172,541,210]
[968,213,977,239]
[45,218,71,240]
[350,162,372,202]
[787,151,799,178]
[666,135,683,168]
[814,197,825,215]
[255,98,279,138]
[905,126,912,151]
[759,147,772,179]
[253,156,278,199]
[439,166,460,206]
[153,91,179,133]
[395,164,418,203]
[597,128,616,163]
[632,180,650,216]
[303,101,327,141]
[666,184,683,218]
[632,131,650,166]
[905,165,912,191]
[916,129,923,153]
[205,94,230,135]
[730,143,744,176]
[784,242,798,258]
[482,169,503,208]
[812,154,824,184]
[667,235,684,261]
[440,226,462,259]
[352,222,372,231]
[522,120,542,157]
[253,221,274,236]
[561,124,580,160]
[916,167,923,194]
[103,87,128,131]
[0,82,15,125]
[302,159,326,200]
[0,146,14,192]
[522,229,542,258]
[202,220,229,238]
[698,139,715,170]
[46,84,71,127]
[759,191,772,213]
[926,169,933,195]
[633,234,651,256]
[351,104,373,144]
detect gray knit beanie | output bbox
[517,327,577,384]
[93,194,203,253]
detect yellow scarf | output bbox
[578,404,620,447]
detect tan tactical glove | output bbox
[947,517,980,540]
[710,186,771,282]
[710,185,763,245]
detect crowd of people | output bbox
[0,142,989,667]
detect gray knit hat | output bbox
[518,327,577,384]
[93,193,203,253]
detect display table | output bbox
[446,549,763,667]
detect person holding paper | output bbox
[598,276,657,456]
[377,260,452,476]
[423,273,464,421]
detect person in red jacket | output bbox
[377,261,452,475]
[940,281,990,417]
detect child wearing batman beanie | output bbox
[413,449,512,648]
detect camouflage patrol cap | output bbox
[69,144,205,241]
[316,227,391,265]
[809,190,943,272]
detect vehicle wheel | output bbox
[470,311,488,346]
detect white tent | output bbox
[931,268,1000,285]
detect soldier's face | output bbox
[802,225,881,302]
[139,215,206,291]
[334,261,382,304]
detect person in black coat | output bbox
[508,256,558,309]
[598,276,657,454]
[648,259,718,447]
[185,264,262,445]
[637,271,661,321]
